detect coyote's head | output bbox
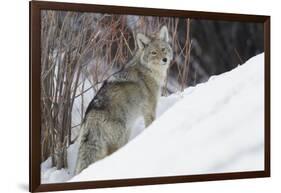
[136,26,173,74]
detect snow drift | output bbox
[42,53,264,183]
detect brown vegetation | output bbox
[40,10,191,169]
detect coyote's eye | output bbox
[161,48,166,52]
[151,51,157,55]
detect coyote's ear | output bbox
[159,26,169,42]
[136,33,151,49]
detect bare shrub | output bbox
[41,11,191,169]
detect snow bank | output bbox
[42,53,264,183]
[41,83,182,184]
[70,53,264,182]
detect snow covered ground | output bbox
[41,53,264,184]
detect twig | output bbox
[234,48,244,64]
[120,30,133,56]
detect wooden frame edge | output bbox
[264,16,271,177]
[30,1,41,192]
[35,171,268,192]
[30,0,269,21]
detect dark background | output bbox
[184,19,264,86]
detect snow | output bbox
[41,142,79,183]
[41,53,264,184]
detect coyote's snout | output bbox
[75,26,173,175]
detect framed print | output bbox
[30,1,270,192]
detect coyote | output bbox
[74,26,173,175]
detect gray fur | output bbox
[74,26,173,175]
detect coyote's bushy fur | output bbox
[74,26,173,175]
